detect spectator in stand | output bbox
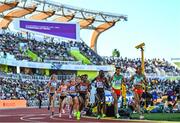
[0,32,104,65]
[103,56,180,75]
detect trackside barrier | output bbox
[0,73,75,81]
[0,100,27,108]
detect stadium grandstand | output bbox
[171,58,180,69]
[0,0,179,122]
[0,0,128,78]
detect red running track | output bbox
[0,108,151,122]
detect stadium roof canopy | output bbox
[0,0,127,52]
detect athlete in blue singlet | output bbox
[67,77,81,120]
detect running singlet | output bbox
[61,86,67,92]
[96,81,104,88]
[79,83,88,92]
[60,86,67,94]
[96,77,106,89]
[69,85,76,92]
[112,74,123,90]
[51,81,57,88]
[133,74,144,86]
[69,84,78,97]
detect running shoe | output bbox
[97,115,101,119]
[59,113,61,117]
[69,114,72,119]
[81,110,86,115]
[77,111,81,120]
[74,111,77,117]
[115,113,120,118]
[48,106,50,110]
[62,109,65,114]
[139,115,144,120]
[50,115,53,118]
[102,114,106,118]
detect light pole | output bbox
[135,42,145,74]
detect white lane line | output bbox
[0,114,25,117]
[50,114,78,122]
[50,114,110,122]
[28,117,45,120]
[20,114,49,122]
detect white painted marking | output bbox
[20,114,49,122]
[28,117,45,120]
[50,114,76,121]
[0,114,24,117]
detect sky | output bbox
[52,0,180,60]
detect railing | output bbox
[27,100,60,107]
[120,72,180,79]
[0,72,75,81]
[1,72,180,82]
[43,59,82,65]
[165,72,180,76]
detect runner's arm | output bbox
[104,77,110,89]
[128,75,134,89]
[129,75,134,85]
[44,82,50,91]
[90,77,97,87]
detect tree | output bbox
[112,49,120,57]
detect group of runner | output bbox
[45,66,147,120]
[46,74,90,120]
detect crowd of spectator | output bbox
[0,32,103,64]
[145,78,179,102]
[28,40,75,61]
[0,74,179,108]
[0,33,31,61]
[0,77,49,106]
[0,33,75,62]
[0,32,180,76]
[103,56,180,75]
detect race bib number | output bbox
[97,82,104,88]
[80,86,87,91]
[61,88,66,92]
[134,77,142,85]
[114,80,121,86]
[69,86,75,91]
[51,82,57,88]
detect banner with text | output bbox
[14,19,80,41]
[0,58,113,71]
[0,100,27,108]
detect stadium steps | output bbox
[69,50,91,64]
[25,49,41,62]
[174,62,180,68]
[80,39,104,63]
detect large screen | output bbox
[14,19,80,41]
